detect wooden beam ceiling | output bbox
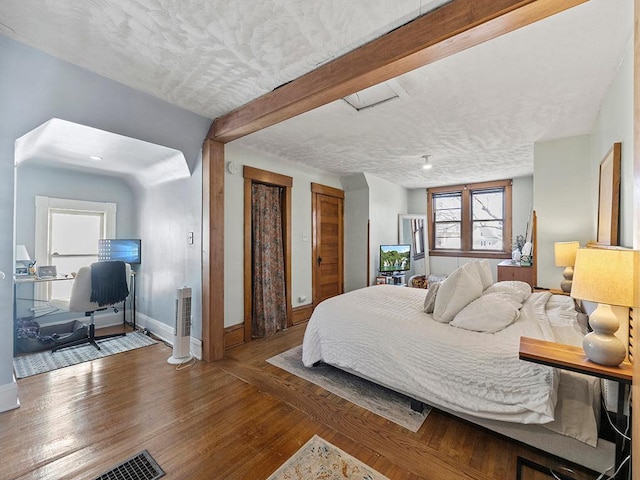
[207,0,587,143]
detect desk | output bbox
[519,337,631,479]
[14,272,136,329]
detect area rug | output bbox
[267,345,429,432]
[13,331,157,378]
[267,435,389,480]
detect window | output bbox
[427,180,512,259]
[34,196,116,301]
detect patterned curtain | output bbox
[251,183,287,338]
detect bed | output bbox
[302,262,616,473]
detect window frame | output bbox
[34,196,116,301]
[427,179,512,259]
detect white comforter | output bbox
[302,285,586,425]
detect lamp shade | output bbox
[554,241,579,267]
[16,244,31,262]
[571,248,639,307]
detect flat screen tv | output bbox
[98,239,142,265]
[379,244,411,273]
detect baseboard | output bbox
[292,304,313,325]
[38,309,125,330]
[38,310,203,360]
[0,377,20,413]
[136,313,202,360]
[224,323,245,350]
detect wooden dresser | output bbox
[497,259,536,288]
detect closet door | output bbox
[312,183,344,306]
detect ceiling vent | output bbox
[343,79,408,112]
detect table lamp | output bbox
[554,241,579,293]
[571,248,639,366]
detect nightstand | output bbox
[519,337,631,479]
[533,287,570,296]
[497,259,536,288]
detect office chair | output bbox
[52,261,131,352]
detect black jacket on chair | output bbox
[90,261,129,306]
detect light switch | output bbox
[188,232,194,244]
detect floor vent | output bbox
[94,450,165,480]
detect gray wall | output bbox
[366,174,409,285]
[533,38,634,288]
[15,164,137,255]
[224,143,342,328]
[342,174,370,292]
[0,34,210,410]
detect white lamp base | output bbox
[582,303,627,366]
[560,266,573,293]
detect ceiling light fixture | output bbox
[88,155,103,161]
[422,155,433,170]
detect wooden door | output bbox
[312,183,344,306]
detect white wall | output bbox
[533,37,634,288]
[0,35,211,412]
[366,174,408,284]
[407,188,427,214]
[341,174,370,292]
[223,143,342,328]
[136,163,203,337]
[591,38,634,248]
[534,136,593,288]
[15,164,136,256]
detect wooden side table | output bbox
[533,287,570,296]
[497,259,536,288]
[519,337,632,479]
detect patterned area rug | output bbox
[267,345,429,432]
[267,435,389,480]
[13,331,157,378]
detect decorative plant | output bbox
[512,235,526,253]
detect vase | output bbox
[512,249,521,264]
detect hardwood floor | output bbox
[2,324,597,479]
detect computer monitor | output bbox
[98,239,142,265]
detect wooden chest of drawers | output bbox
[496,259,536,288]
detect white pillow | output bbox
[483,281,532,304]
[433,264,483,323]
[451,292,522,333]
[477,259,493,290]
[422,282,440,314]
[463,261,482,285]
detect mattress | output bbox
[302,285,600,445]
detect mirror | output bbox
[596,142,621,246]
[398,214,429,279]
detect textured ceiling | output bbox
[0,0,633,188]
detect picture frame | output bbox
[376,276,386,285]
[596,143,621,246]
[37,265,57,278]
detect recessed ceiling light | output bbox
[89,155,103,161]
